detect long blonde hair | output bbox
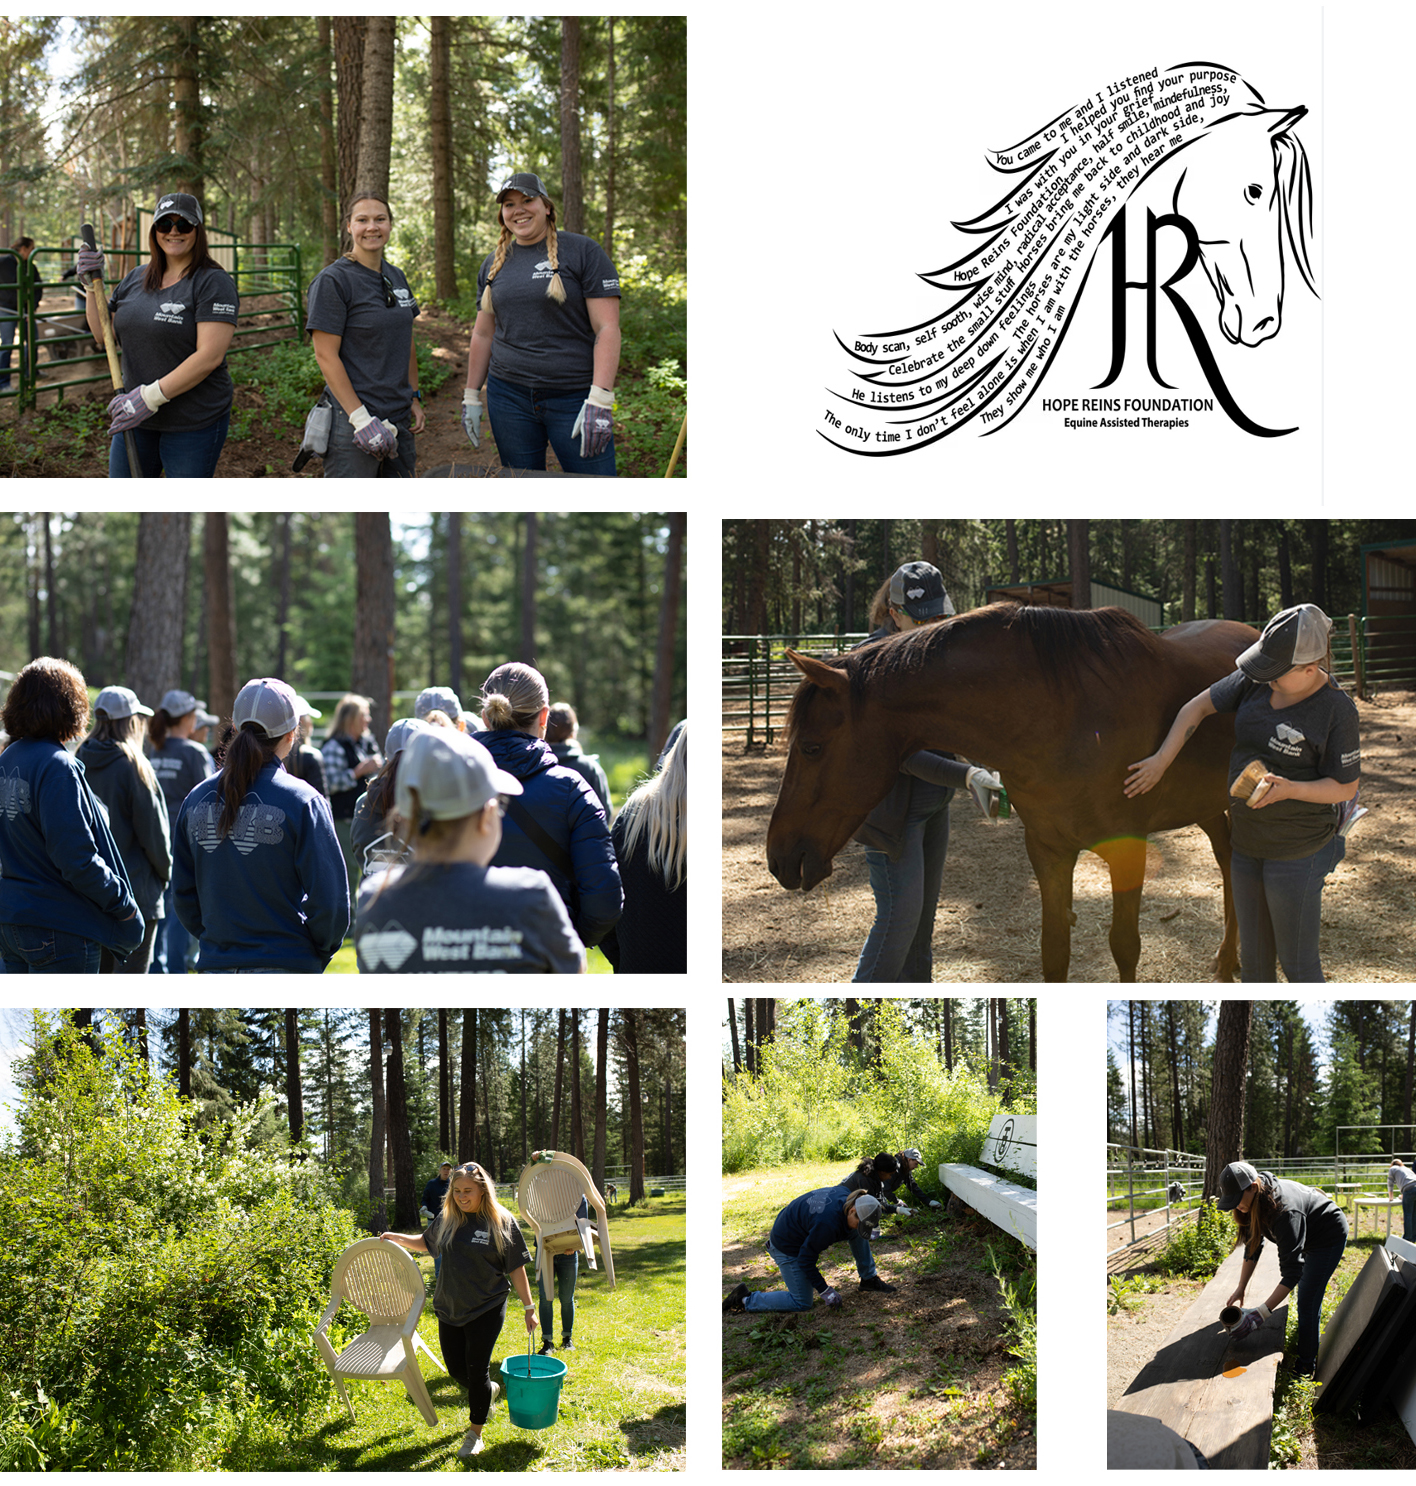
[479,193,567,315]
[438,1162,514,1258]
[90,710,158,792]
[618,721,686,891]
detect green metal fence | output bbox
[1,239,303,413]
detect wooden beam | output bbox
[1113,1242,1286,1470]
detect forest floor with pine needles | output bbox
[722,689,1416,982]
[222,1194,684,1471]
[722,1162,1036,1470]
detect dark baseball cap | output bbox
[1236,604,1332,682]
[153,192,203,227]
[889,561,955,621]
[497,172,551,201]
[1214,1161,1260,1210]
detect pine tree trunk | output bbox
[438,1008,450,1153]
[743,999,756,1075]
[623,1009,644,1201]
[551,1008,566,1148]
[383,1012,414,1229]
[521,513,537,663]
[333,19,364,223]
[316,17,338,264]
[447,513,463,698]
[171,18,204,197]
[178,1007,191,1098]
[368,1009,386,1232]
[559,19,583,233]
[429,17,458,298]
[1067,520,1091,609]
[571,1008,586,1164]
[520,1011,528,1165]
[593,1009,609,1190]
[649,512,684,757]
[354,514,395,738]
[1204,1001,1253,1200]
[602,19,615,256]
[285,1009,303,1142]
[459,1008,476,1161]
[727,1000,741,1075]
[203,513,236,724]
[354,16,395,199]
[125,514,191,708]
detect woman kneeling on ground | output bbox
[355,728,584,973]
[1216,1159,1347,1379]
[382,1162,537,1459]
[77,192,238,477]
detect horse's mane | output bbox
[847,603,1164,694]
[1274,130,1316,296]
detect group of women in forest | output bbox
[847,559,1361,984]
[0,655,684,975]
[73,173,620,478]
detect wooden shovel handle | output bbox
[81,222,125,393]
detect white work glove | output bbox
[966,765,1004,818]
[821,1287,842,1308]
[1229,1303,1270,1342]
[929,1200,942,1210]
[349,403,398,459]
[571,384,614,458]
[896,1204,913,1218]
[461,387,482,449]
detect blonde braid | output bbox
[480,226,514,315]
[544,222,567,304]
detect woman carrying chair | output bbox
[382,1162,537,1459]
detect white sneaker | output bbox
[457,1429,484,1459]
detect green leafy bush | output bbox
[1156,1197,1236,1278]
[0,1019,359,1470]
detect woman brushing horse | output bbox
[768,603,1255,981]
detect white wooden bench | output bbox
[939,1112,1037,1251]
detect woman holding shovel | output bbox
[306,191,423,477]
[382,1162,537,1459]
[76,193,238,477]
[1124,603,1361,982]
[1215,1160,1347,1379]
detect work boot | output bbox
[859,1274,897,1293]
[538,1339,557,1355]
[560,1338,574,1350]
[723,1282,750,1313]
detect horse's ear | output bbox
[786,648,849,693]
[1266,105,1307,137]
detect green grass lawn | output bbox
[722,1161,1036,1470]
[222,1194,684,1471]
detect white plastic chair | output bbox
[516,1151,617,1298]
[313,1237,444,1426]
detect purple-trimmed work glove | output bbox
[571,385,614,458]
[350,404,397,459]
[821,1287,842,1308]
[1230,1303,1270,1342]
[76,246,105,280]
[107,382,168,433]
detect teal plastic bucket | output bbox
[499,1353,568,1430]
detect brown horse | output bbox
[766,603,1257,982]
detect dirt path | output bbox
[723,691,1416,983]
[1107,1276,1206,1408]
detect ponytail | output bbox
[217,722,283,837]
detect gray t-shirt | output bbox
[423,1211,533,1326]
[107,262,239,431]
[148,736,215,823]
[355,859,583,973]
[477,232,620,390]
[305,256,420,422]
[1209,670,1361,860]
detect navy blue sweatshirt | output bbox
[769,1185,859,1292]
[172,760,350,971]
[0,737,144,956]
[75,738,171,920]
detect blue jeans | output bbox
[149,875,192,973]
[0,923,102,973]
[1404,1185,1416,1241]
[109,412,230,477]
[538,1251,579,1341]
[1294,1233,1346,1368]
[1232,835,1344,983]
[854,794,952,982]
[743,1241,818,1312]
[486,374,617,475]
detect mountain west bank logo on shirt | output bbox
[393,286,414,308]
[1268,722,1307,758]
[186,798,287,855]
[155,301,186,324]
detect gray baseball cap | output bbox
[852,1193,884,1225]
[396,728,522,823]
[153,192,202,227]
[158,689,203,717]
[889,561,955,621]
[193,708,219,731]
[1214,1161,1261,1210]
[900,1148,923,1164]
[232,677,299,738]
[385,716,430,758]
[94,685,152,719]
[1237,604,1332,682]
[415,685,462,721]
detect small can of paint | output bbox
[1219,1305,1243,1330]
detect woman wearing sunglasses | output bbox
[381,1162,537,1458]
[305,191,423,477]
[75,192,239,477]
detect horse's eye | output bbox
[799,742,822,759]
[1245,183,1264,203]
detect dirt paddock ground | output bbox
[722,692,1416,983]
